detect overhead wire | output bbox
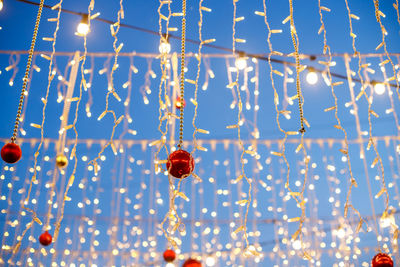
[14,0,399,88]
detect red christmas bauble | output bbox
[39,231,52,246]
[1,143,22,164]
[182,258,202,267]
[163,249,176,262]
[175,97,186,109]
[166,150,194,178]
[372,253,393,267]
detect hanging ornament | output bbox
[182,258,202,267]
[1,143,22,164]
[166,150,194,178]
[175,96,186,109]
[39,231,52,246]
[163,249,176,262]
[372,253,393,267]
[56,154,68,168]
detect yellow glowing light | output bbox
[76,15,90,36]
[374,82,385,95]
[0,0,3,11]
[292,240,302,250]
[206,256,216,266]
[306,70,318,85]
[336,228,346,239]
[235,57,247,70]
[159,41,171,54]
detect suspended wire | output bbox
[15,0,398,89]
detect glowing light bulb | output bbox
[292,240,302,250]
[380,215,394,228]
[206,256,216,266]
[235,57,247,70]
[0,0,3,11]
[166,263,175,267]
[306,69,318,85]
[159,41,171,54]
[336,228,346,239]
[374,82,385,95]
[76,15,90,36]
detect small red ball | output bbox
[372,253,393,267]
[1,143,22,164]
[175,97,186,109]
[166,150,194,179]
[163,249,176,262]
[182,258,202,267]
[39,231,52,246]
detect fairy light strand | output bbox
[230,0,255,256]
[317,0,365,235]
[54,0,96,241]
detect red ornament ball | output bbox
[175,97,186,109]
[39,231,52,246]
[182,258,202,267]
[1,143,22,164]
[163,249,176,262]
[166,150,194,179]
[372,253,393,267]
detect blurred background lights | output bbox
[205,256,216,266]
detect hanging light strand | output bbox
[10,0,44,143]
[177,0,187,149]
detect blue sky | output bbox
[0,0,400,266]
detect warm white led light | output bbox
[235,57,247,70]
[159,41,171,54]
[374,82,385,95]
[206,256,216,266]
[76,15,90,36]
[306,71,318,85]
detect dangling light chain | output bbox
[178,0,187,149]
[11,0,45,142]
[288,0,305,133]
[317,0,365,234]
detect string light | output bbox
[306,67,318,85]
[235,52,247,70]
[0,0,3,11]
[373,82,386,95]
[76,14,90,36]
[205,256,216,266]
[159,34,171,54]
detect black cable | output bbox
[14,0,399,89]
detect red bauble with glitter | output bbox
[163,249,176,262]
[372,253,393,267]
[166,150,194,179]
[1,143,22,164]
[175,97,186,109]
[182,258,202,267]
[39,231,52,246]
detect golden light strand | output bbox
[372,0,400,148]
[260,0,310,259]
[288,0,305,133]
[54,0,96,241]
[191,0,209,154]
[317,0,365,234]
[88,0,125,174]
[12,0,59,256]
[177,0,187,150]
[230,0,257,256]
[10,0,44,143]
[155,0,182,249]
[345,1,389,242]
